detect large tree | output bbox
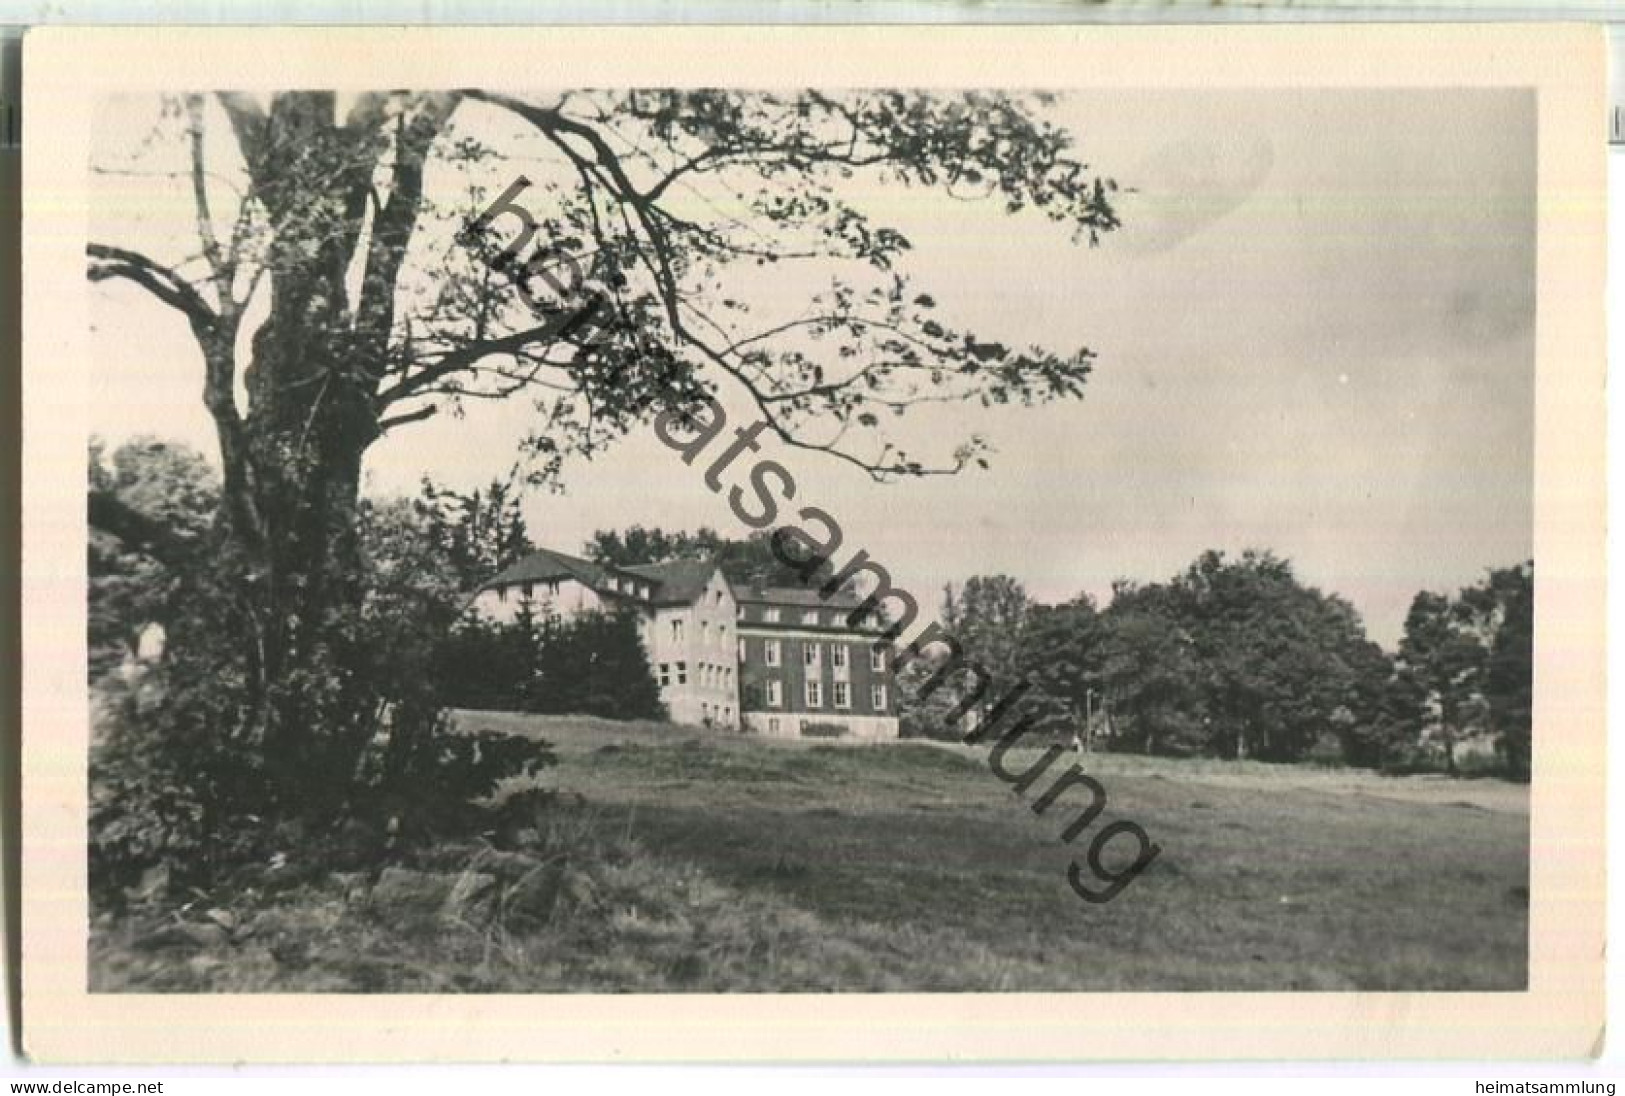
[1014,595,1106,740]
[1395,562,1533,779]
[88,90,1120,804]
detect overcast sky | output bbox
[88,88,1535,648]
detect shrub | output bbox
[1379,738,1451,776]
[437,608,666,721]
[89,657,270,909]
[799,722,848,739]
[1303,731,1347,769]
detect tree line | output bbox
[902,553,1531,779]
[573,522,1533,779]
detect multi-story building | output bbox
[471,547,739,728]
[735,586,899,741]
[471,548,899,740]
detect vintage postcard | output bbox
[18,24,1606,1061]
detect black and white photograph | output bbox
[19,24,1606,1062]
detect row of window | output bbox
[751,639,885,672]
[667,618,733,648]
[657,661,734,689]
[603,574,653,599]
[748,605,867,627]
[757,679,888,712]
[496,579,561,601]
[700,701,734,723]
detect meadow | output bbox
[91,713,1529,993]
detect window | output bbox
[764,607,780,623]
[805,681,823,708]
[715,590,724,606]
[872,684,888,711]
[523,582,534,599]
[497,586,507,602]
[871,648,886,672]
[833,682,850,709]
[671,618,685,644]
[723,706,732,721]
[803,610,819,625]
[831,645,848,669]
[804,642,821,667]
[701,620,710,645]
[547,579,561,596]
[768,718,780,734]
[659,663,670,687]
[764,639,781,667]
[719,624,728,648]
[677,661,688,685]
[766,680,782,707]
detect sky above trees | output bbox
[88,88,1535,648]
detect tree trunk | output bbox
[224,186,385,806]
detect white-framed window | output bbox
[871,647,886,672]
[671,618,685,643]
[659,663,670,687]
[764,639,781,666]
[803,609,819,625]
[831,645,848,669]
[766,680,782,707]
[764,607,780,623]
[833,682,850,710]
[677,661,688,685]
[872,684,888,711]
[804,642,821,667]
[805,680,823,708]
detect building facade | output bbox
[472,548,899,739]
[735,587,899,741]
[472,548,739,728]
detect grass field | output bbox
[91,712,1528,993]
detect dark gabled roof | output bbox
[624,558,729,607]
[480,547,727,608]
[736,584,866,611]
[481,547,610,592]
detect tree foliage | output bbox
[88,436,220,679]
[906,550,1531,776]
[88,90,1121,804]
[1393,562,1533,780]
[437,607,666,721]
[88,456,562,902]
